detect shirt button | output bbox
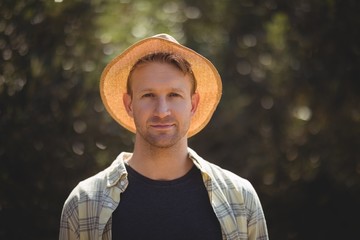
[120,180,126,186]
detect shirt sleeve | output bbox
[59,189,80,240]
[246,186,269,240]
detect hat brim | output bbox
[100,36,222,137]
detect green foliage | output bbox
[1,0,359,239]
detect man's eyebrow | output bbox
[138,88,186,93]
[138,88,154,93]
[169,87,186,93]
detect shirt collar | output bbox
[106,152,132,187]
[105,148,212,187]
[188,147,214,179]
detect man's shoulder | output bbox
[189,148,256,195]
[77,168,108,194]
[200,158,262,208]
[64,167,109,207]
[65,154,127,203]
[202,159,253,189]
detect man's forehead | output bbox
[131,62,190,78]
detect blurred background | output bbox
[1,0,359,239]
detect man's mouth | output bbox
[150,123,175,130]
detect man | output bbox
[60,34,268,240]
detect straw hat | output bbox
[100,33,222,137]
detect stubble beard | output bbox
[135,118,190,149]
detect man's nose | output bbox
[154,97,170,118]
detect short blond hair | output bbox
[126,52,197,96]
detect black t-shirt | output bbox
[111,164,223,240]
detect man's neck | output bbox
[128,137,193,180]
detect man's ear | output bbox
[123,93,133,118]
[190,92,200,116]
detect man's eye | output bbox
[169,93,181,97]
[142,93,154,98]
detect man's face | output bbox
[123,62,199,148]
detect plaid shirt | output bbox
[59,148,268,240]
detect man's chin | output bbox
[145,133,183,148]
[148,138,178,148]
